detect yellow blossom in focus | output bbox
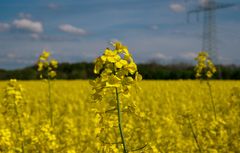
[91,41,142,101]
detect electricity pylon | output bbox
[187,0,235,64]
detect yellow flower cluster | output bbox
[90,42,142,101]
[1,79,26,153]
[37,50,58,79]
[35,123,59,151]
[3,79,24,105]
[194,51,217,79]
[0,80,239,152]
[0,129,13,151]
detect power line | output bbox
[187,0,236,64]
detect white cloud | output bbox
[154,53,169,60]
[218,56,232,64]
[181,52,197,59]
[234,5,240,11]
[13,19,43,33]
[109,38,120,45]
[59,24,87,35]
[170,3,185,13]
[30,33,40,40]
[150,25,159,30]
[7,53,17,59]
[199,0,209,7]
[0,23,10,32]
[18,12,32,19]
[48,3,59,10]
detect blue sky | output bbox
[0,0,239,69]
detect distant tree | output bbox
[0,63,240,80]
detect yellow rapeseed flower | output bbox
[91,41,142,100]
[40,50,50,60]
[50,59,58,69]
[37,50,58,79]
[194,51,216,79]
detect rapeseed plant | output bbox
[194,51,216,80]
[194,51,217,120]
[36,50,59,153]
[37,50,58,126]
[37,50,58,79]
[2,79,26,153]
[90,41,142,153]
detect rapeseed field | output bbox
[0,42,239,153]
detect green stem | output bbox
[47,76,55,153]
[207,81,217,120]
[115,88,128,153]
[187,117,202,153]
[13,102,24,153]
[48,79,53,126]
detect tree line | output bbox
[0,62,240,80]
